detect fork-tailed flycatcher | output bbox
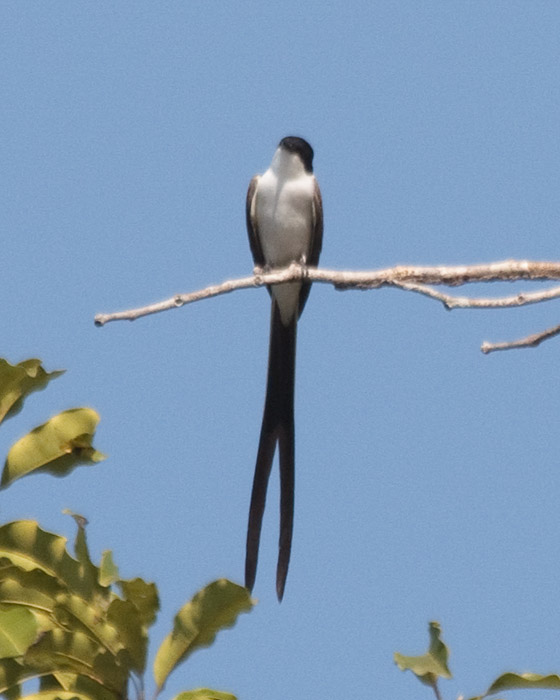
[245,136,323,600]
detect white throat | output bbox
[270,147,308,180]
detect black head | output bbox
[278,136,314,173]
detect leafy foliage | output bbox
[0,357,254,700]
[0,517,252,700]
[171,691,236,700]
[154,579,254,693]
[2,408,106,489]
[467,672,560,700]
[12,353,557,700]
[0,518,153,698]
[0,608,37,658]
[0,359,64,425]
[395,621,451,697]
[397,622,560,700]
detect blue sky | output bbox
[2,2,560,699]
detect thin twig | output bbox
[94,264,306,326]
[481,322,560,354]
[432,679,444,700]
[392,281,560,309]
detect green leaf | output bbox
[53,593,125,659]
[24,629,127,694]
[0,565,63,619]
[468,671,560,700]
[43,671,120,700]
[0,606,38,657]
[99,551,119,587]
[24,628,99,677]
[0,521,106,602]
[62,512,105,601]
[16,692,94,700]
[394,621,452,687]
[0,359,64,425]
[172,690,237,700]
[39,672,70,690]
[4,680,21,700]
[51,592,142,676]
[63,511,90,564]
[2,408,105,489]
[106,598,147,673]
[153,579,253,692]
[119,577,159,628]
[0,658,28,695]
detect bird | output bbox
[245,136,323,600]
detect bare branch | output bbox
[93,259,560,351]
[94,259,560,326]
[94,263,308,326]
[481,323,560,354]
[321,259,560,288]
[392,280,560,309]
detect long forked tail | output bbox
[245,300,296,600]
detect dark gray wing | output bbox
[246,175,265,268]
[308,178,323,267]
[298,177,324,316]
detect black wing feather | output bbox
[297,178,324,316]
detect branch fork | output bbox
[94,259,560,353]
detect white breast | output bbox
[254,152,316,323]
[255,169,315,267]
